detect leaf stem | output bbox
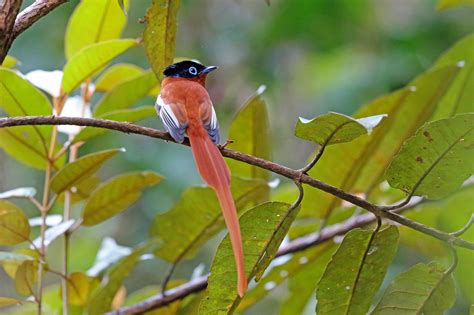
[61,142,78,315]
[36,125,58,315]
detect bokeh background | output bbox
[1,0,472,314]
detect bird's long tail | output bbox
[188,124,247,297]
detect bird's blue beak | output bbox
[201,66,218,74]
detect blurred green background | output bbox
[1,0,472,313]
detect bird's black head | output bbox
[163,60,218,78]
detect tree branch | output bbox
[13,0,68,39]
[0,0,22,63]
[1,115,473,251]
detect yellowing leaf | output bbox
[62,39,138,93]
[93,71,158,116]
[227,86,272,181]
[0,297,22,307]
[143,0,181,80]
[1,55,18,68]
[66,272,99,306]
[50,148,123,193]
[387,114,474,199]
[436,0,474,10]
[1,249,38,279]
[15,261,37,296]
[65,0,129,59]
[95,63,145,92]
[0,200,30,245]
[82,171,163,226]
[57,175,101,204]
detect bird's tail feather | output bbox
[188,126,247,297]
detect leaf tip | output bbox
[256,85,266,95]
[456,60,465,68]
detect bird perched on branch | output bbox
[155,60,247,297]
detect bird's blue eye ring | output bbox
[189,67,198,75]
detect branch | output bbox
[13,0,68,39]
[1,115,473,250]
[0,0,22,62]
[107,197,425,314]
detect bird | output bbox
[155,60,247,297]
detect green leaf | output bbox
[151,177,268,262]
[87,241,157,314]
[66,272,100,306]
[143,0,181,80]
[316,226,399,315]
[399,186,474,301]
[238,243,335,313]
[253,198,301,281]
[387,114,474,199]
[431,34,474,121]
[280,245,336,315]
[62,39,138,93]
[372,262,456,315]
[73,106,156,143]
[436,0,474,10]
[0,200,30,245]
[0,187,36,199]
[15,261,37,296]
[227,86,272,181]
[301,64,460,218]
[295,112,386,145]
[94,63,145,92]
[0,297,22,307]
[93,71,158,116]
[65,0,129,59]
[199,202,291,314]
[82,171,163,226]
[1,55,18,68]
[50,148,123,193]
[0,128,49,170]
[31,220,75,249]
[0,68,55,169]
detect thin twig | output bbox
[62,142,77,315]
[450,214,474,237]
[36,125,58,315]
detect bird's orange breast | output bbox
[160,77,214,127]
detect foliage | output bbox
[0,1,473,315]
